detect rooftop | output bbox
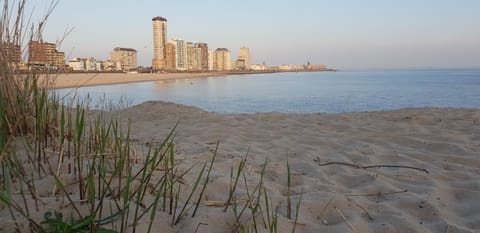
[113,47,137,52]
[152,16,167,22]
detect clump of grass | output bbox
[220,155,305,233]
[1,2,304,233]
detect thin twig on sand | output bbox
[334,206,358,233]
[316,160,429,174]
[345,189,408,197]
[319,196,335,225]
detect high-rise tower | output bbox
[152,16,167,70]
[239,47,251,69]
[194,43,209,70]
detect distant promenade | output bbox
[41,69,336,89]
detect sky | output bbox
[27,0,480,70]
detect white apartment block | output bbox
[173,38,187,71]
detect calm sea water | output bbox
[57,69,480,114]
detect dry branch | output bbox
[316,160,429,174]
[345,189,408,197]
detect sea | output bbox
[56,69,480,114]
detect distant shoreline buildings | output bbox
[0,16,332,73]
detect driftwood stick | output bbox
[362,164,429,174]
[317,161,429,174]
[345,189,408,197]
[334,206,358,233]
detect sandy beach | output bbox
[1,100,479,232]
[41,72,231,89]
[88,102,478,233]
[3,71,480,232]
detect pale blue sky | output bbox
[31,0,480,69]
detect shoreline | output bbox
[40,70,335,89]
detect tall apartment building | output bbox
[186,42,196,70]
[239,47,251,69]
[1,43,21,63]
[173,38,187,71]
[110,47,138,71]
[194,43,209,70]
[165,41,177,71]
[186,42,202,71]
[28,41,65,68]
[214,48,231,71]
[208,50,214,71]
[152,16,168,70]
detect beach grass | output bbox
[1,1,302,233]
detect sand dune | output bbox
[100,102,479,233]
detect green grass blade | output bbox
[192,142,219,217]
[174,162,207,225]
[287,157,292,219]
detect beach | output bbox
[41,72,288,89]
[4,72,478,232]
[97,102,479,232]
[1,99,479,232]
[42,72,230,89]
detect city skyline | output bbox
[33,0,480,70]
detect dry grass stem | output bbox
[316,160,429,174]
[345,189,408,197]
[319,196,335,225]
[334,206,358,233]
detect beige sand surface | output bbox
[41,72,227,88]
[100,102,479,233]
[2,102,479,233]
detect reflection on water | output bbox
[57,70,480,114]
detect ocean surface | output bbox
[57,69,480,114]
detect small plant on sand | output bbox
[40,211,118,233]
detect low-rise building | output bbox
[250,64,268,71]
[68,58,122,71]
[110,47,137,71]
[104,60,122,71]
[68,58,86,71]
